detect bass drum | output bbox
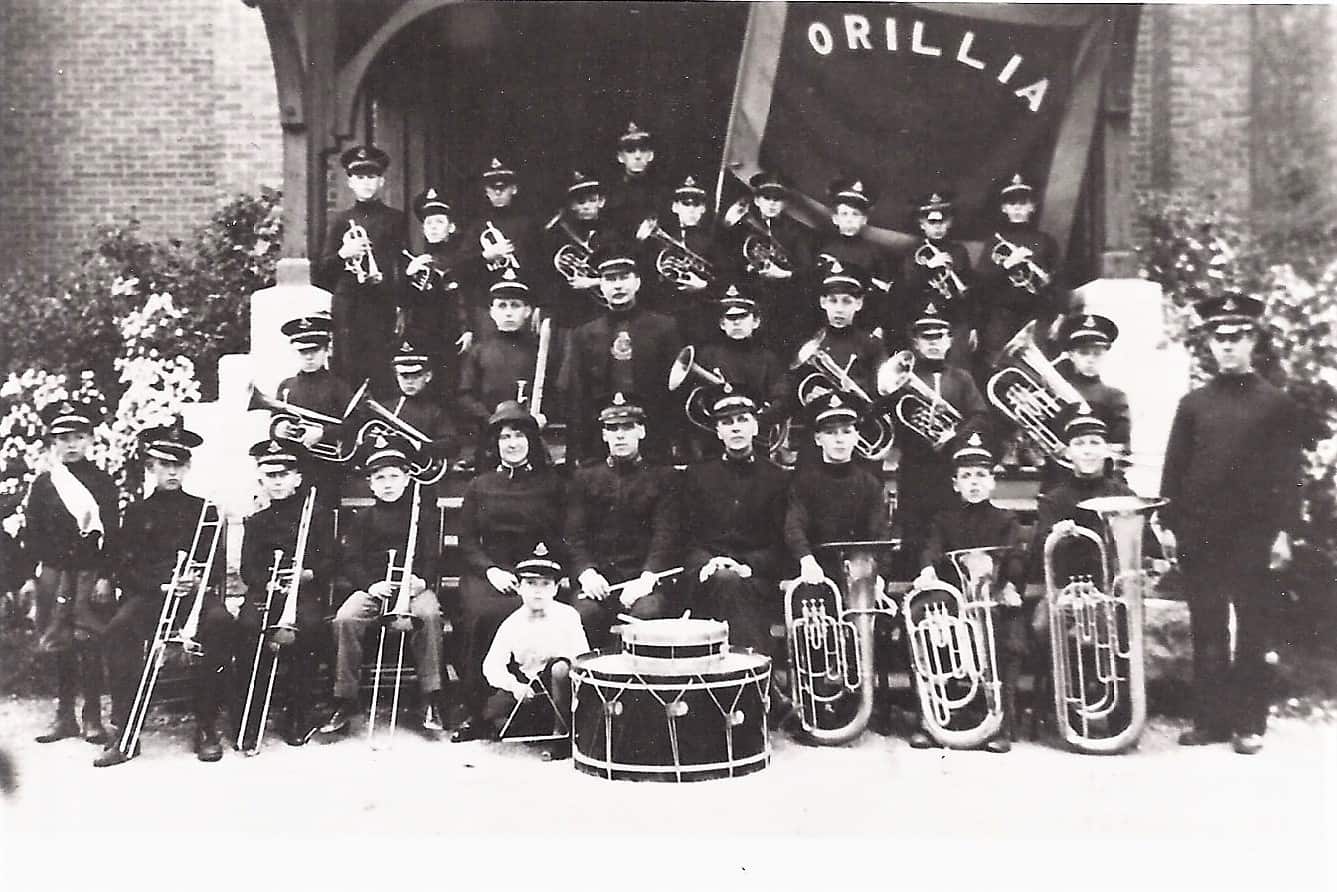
[570,650,771,782]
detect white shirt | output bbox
[483,601,590,692]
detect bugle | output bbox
[368,481,422,749]
[635,217,714,287]
[481,221,519,271]
[874,351,962,450]
[247,380,365,464]
[343,220,382,285]
[990,232,1051,294]
[722,197,791,274]
[791,335,894,459]
[913,241,966,301]
[1043,496,1164,754]
[985,320,1089,468]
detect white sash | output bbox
[48,460,104,543]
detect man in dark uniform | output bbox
[727,170,815,357]
[639,174,724,344]
[814,177,895,339]
[1161,292,1301,755]
[564,392,678,648]
[560,244,684,465]
[95,420,235,766]
[24,398,118,745]
[680,391,789,655]
[316,145,406,391]
[974,173,1061,383]
[401,187,468,376]
[603,122,668,239]
[899,191,974,366]
[886,297,990,578]
[541,169,611,331]
[375,337,457,502]
[1042,313,1130,490]
[455,156,539,340]
[236,439,335,749]
[273,313,355,508]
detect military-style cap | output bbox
[1194,291,1264,336]
[412,186,452,222]
[999,173,1035,200]
[250,438,302,472]
[1063,406,1108,442]
[141,417,203,463]
[749,170,787,198]
[1059,313,1119,348]
[818,256,866,295]
[515,542,563,579]
[909,298,953,333]
[617,121,653,150]
[915,190,955,221]
[392,338,432,374]
[719,284,757,317]
[40,398,104,435]
[480,156,517,183]
[341,145,389,176]
[709,387,758,421]
[487,399,539,432]
[567,169,602,198]
[951,432,995,468]
[488,268,532,301]
[359,431,414,475]
[673,175,708,202]
[829,176,873,211]
[598,391,645,426]
[811,393,859,430]
[281,314,333,348]
[593,243,638,276]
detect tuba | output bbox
[112,500,224,761]
[343,220,383,285]
[903,546,1009,748]
[913,240,966,301]
[367,480,423,749]
[247,380,367,464]
[1043,495,1164,754]
[784,541,898,744]
[990,232,1051,294]
[792,335,894,460]
[481,221,519,271]
[635,217,714,287]
[874,351,962,450]
[985,320,1089,468]
[722,197,791,274]
[551,218,598,287]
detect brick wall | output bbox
[0,0,280,275]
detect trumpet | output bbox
[635,217,714,287]
[113,501,224,761]
[985,320,1089,468]
[874,351,962,450]
[481,221,519,271]
[343,220,383,285]
[991,232,1051,294]
[1044,496,1164,754]
[722,197,791,274]
[551,218,598,287]
[368,481,423,749]
[913,240,966,301]
[903,547,1008,748]
[247,380,366,464]
[792,335,894,459]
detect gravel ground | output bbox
[1,694,1333,890]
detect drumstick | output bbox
[615,613,645,625]
[605,566,685,594]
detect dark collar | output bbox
[496,460,534,479]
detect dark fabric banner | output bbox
[723,3,1115,250]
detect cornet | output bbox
[991,232,1051,294]
[874,351,962,450]
[792,335,894,460]
[343,220,383,284]
[481,221,519,271]
[986,320,1089,468]
[635,217,714,287]
[913,240,966,300]
[722,197,791,274]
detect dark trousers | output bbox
[483,657,572,732]
[687,567,778,656]
[1182,538,1274,737]
[571,571,674,650]
[103,593,237,735]
[33,565,111,724]
[456,575,524,716]
[235,595,324,740]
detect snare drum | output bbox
[619,617,729,673]
[570,650,771,782]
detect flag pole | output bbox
[715,2,769,216]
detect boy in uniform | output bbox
[730,170,814,357]
[604,122,667,239]
[814,177,895,338]
[641,174,722,344]
[899,191,974,365]
[402,186,469,371]
[456,157,537,339]
[273,313,355,508]
[1043,313,1130,489]
[541,169,610,331]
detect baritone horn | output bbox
[352,391,449,485]
[903,546,1009,748]
[722,197,791,274]
[792,335,894,459]
[1043,495,1164,754]
[986,320,1089,468]
[875,351,962,450]
[550,218,598,287]
[247,380,366,464]
[635,217,714,287]
[343,220,382,284]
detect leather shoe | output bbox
[421,703,444,733]
[450,719,491,743]
[318,706,353,735]
[1178,728,1229,746]
[35,713,80,744]
[985,737,1012,754]
[908,730,940,749]
[196,727,224,763]
[542,739,572,761]
[93,744,138,768]
[83,721,109,746]
[1232,733,1264,755]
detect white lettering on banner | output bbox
[804,14,1053,113]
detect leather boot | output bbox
[35,703,80,743]
[93,742,138,767]
[195,723,224,762]
[284,707,312,747]
[81,698,108,746]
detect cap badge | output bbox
[966,432,984,447]
[851,181,864,193]
[1010,173,1024,187]
[924,302,940,315]
[534,542,550,557]
[612,392,626,407]
[1084,316,1096,328]
[1222,297,1237,312]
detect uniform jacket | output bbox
[921,500,1027,593]
[22,459,119,574]
[333,488,441,603]
[564,457,679,581]
[115,489,225,599]
[239,487,335,605]
[458,464,565,576]
[784,460,889,575]
[679,454,789,581]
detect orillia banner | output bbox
[722,3,1118,252]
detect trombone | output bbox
[791,334,894,460]
[985,320,1089,468]
[113,500,224,760]
[635,216,714,287]
[368,481,423,749]
[874,351,962,450]
[343,220,383,285]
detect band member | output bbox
[888,297,990,578]
[456,157,538,339]
[95,421,235,766]
[320,434,446,737]
[564,393,678,647]
[813,177,895,336]
[914,433,1027,752]
[401,186,469,370]
[680,390,789,655]
[899,191,974,365]
[273,314,354,507]
[456,270,557,469]
[730,170,814,357]
[24,398,118,745]
[1042,313,1130,489]
[560,243,684,465]
[380,338,457,500]
[974,174,1060,380]
[542,169,609,330]
[236,439,334,748]
[316,145,406,390]
[642,174,722,344]
[480,542,587,758]
[451,402,565,743]
[1160,293,1301,755]
[603,122,667,238]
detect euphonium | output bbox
[792,335,894,459]
[903,546,1008,748]
[635,216,714,287]
[1043,495,1164,754]
[874,351,962,450]
[722,197,791,274]
[913,240,966,300]
[343,220,382,284]
[990,232,1051,294]
[551,218,598,286]
[481,220,519,271]
[352,391,449,484]
[368,481,423,749]
[985,320,1089,468]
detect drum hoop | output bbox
[570,668,771,692]
[572,750,770,776]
